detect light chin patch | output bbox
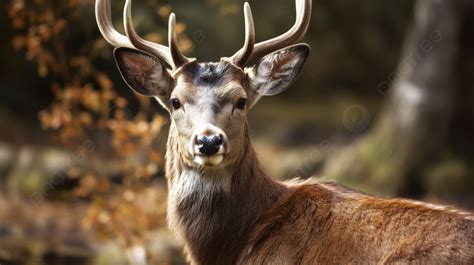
[194,155,224,167]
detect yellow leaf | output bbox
[38,63,48,77]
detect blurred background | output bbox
[0,0,473,264]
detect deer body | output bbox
[166,120,474,264]
[238,182,474,264]
[165,116,474,265]
[96,0,474,264]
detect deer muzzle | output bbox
[190,124,229,167]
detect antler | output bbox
[229,0,312,67]
[229,3,255,67]
[95,0,190,69]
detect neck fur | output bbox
[165,124,286,264]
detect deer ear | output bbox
[114,47,174,98]
[249,44,310,96]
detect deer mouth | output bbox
[194,154,224,167]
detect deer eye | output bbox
[236,98,247,110]
[170,98,181,110]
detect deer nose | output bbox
[196,135,223,156]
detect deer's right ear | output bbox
[114,47,174,99]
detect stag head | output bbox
[96,0,312,168]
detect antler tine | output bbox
[229,2,255,67]
[245,0,312,65]
[168,13,191,68]
[124,0,181,68]
[96,0,134,49]
[96,0,190,69]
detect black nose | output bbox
[197,135,223,156]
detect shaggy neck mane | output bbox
[165,123,287,265]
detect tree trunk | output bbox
[323,0,463,197]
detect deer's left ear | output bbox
[248,44,310,96]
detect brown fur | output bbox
[166,124,284,264]
[166,124,473,264]
[239,182,473,264]
[161,62,474,265]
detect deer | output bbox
[95,0,474,264]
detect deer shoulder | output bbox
[240,180,474,264]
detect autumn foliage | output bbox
[7,0,194,255]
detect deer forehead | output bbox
[172,61,248,103]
